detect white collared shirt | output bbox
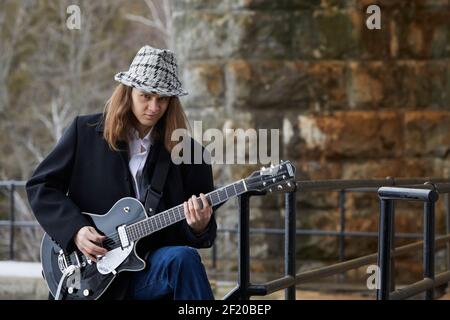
[128,128,153,200]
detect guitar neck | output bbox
[126,179,248,241]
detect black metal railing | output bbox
[376,184,450,300]
[220,178,450,300]
[2,178,450,301]
[4,178,444,262]
[0,181,28,260]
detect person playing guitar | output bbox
[26,45,216,300]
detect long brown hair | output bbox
[103,84,190,151]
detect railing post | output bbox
[390,202,396,292]
[339,190,346,262]
[377,198,394,300]
[424,200,435,300]
[238,193,251,300]
[9,183,15,260]
[285,191,296,300]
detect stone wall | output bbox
[171,0,450,275]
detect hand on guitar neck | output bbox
[184,193,212,235]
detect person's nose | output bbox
[147,97,160,112]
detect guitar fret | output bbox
[144,223,149,235]
[141,223,147,235]
[133,225,138,239]
[158,215,163,229]
[136,223,141,239]
[143,221,147,235]
[233,183,238,195]
[157,215,162,229]
[138,225,143,238]
[211,192,219,205]
[153,216,159,230]
[226,185,235,197]
[217,190,222,201]
[149,219,156,233]
[177,206,184,220]
[127,226,133,241]
[235,181,245,194]
[219,189,227,201]
[206,195,213,207]
[160,214,164,227]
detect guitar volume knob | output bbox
[83,289,92,297]
[68,287,77,294]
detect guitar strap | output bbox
[143,143,171,216]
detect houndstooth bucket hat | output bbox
[114,45,188,97]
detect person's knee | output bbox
[167,246,201,266]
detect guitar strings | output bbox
[100,175,274,247]
[97,173,285,249]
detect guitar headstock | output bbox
[244,160,296,193]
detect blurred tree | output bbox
[124,0,172,49]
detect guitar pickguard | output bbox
[96,243,134,275]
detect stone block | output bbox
[182,62,225,109]
[229,11,292,59]
[172,0,230,11]
[225,60,310,110]
[404,111,450,157]
[172,11,232,60]
[298,111,403,159]
[292,9,360,59]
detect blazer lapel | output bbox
[116,140,136,197]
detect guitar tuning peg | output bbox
[277,185,283,190]
[268,188,272,192]
[272,178,276,183]
[263,182,267,186]
[282,175,286,179]
[287,182,292,187]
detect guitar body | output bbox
[41,197,147,300]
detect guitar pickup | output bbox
[117,225,130,248]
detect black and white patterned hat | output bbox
[114,45,188,97]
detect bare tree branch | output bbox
[24,139,44,164]
[124,13,169,37]
[124,0,172,48]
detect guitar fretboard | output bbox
[125,180,247,242]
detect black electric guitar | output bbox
[40,161,296,300]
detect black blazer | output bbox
[26,113,217,298]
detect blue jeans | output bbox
[125,246,214,300]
